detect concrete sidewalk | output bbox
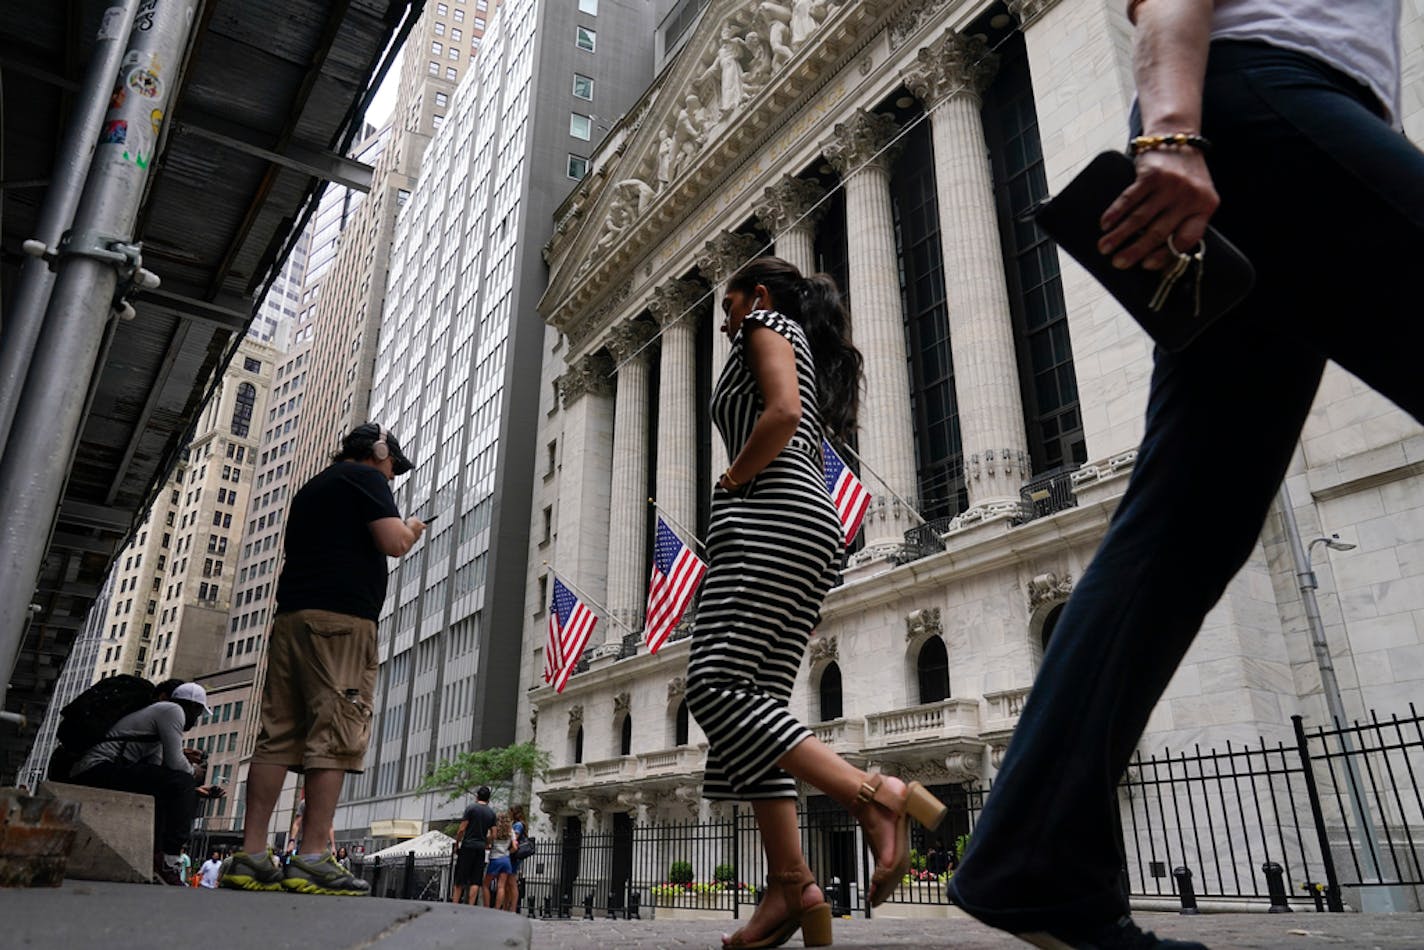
[2,883,1418,948]
[0,881,530,949]
[528,913,1423,948]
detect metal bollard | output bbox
[1301,882,1326,913]
[583,891,594,920]
[1172,866,1200,915]
[1262,861,1291,913]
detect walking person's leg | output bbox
[948,40,1424,944]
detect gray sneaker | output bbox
[220,849,284,891]
[282,852,371,896]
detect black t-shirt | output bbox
[274,461,401,622]
[460,802,497,851]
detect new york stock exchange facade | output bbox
[517,0,1424,873]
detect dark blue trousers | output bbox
[949,40,1424,933]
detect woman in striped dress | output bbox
[685,256,947,949]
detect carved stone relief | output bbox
[1027,571,1073,611]
[808,634,839,666]
[904,606,943,642]
[667,675,687,699]
[823,110,902,177]
[613,691,632,715]
[696,231,765,285]
[557,351,615,407]
[902,29,999,109]
[649,277,709,328]
[754,175,826,236]
[605,319,658,363]
[1006,0,1064,28]
[568,704,584,727]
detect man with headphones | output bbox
[223,423,424,896]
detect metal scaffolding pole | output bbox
[0,0,142,456]
[0,0,200,706]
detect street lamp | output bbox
[1276,483,1396,911]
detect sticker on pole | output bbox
[98,6,127,41]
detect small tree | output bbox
[669,860,694,884]
[420,741,551,805]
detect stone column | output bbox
[755,175,827,277]
[696,231,763,477]
[649,278,704,542]
[904,30,1031,519]
[605,320,657,637]
[554,351,616,619]
[824,111,918,559]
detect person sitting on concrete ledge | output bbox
[69,681,226,885]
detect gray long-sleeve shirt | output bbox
[72,701,194,776]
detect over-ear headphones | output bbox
[371,425,390,461]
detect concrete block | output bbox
[37,782,152,884]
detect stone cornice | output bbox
[754,174,828,235]
[902,29,999,109]
[539,0,896,335]
[823,109,903,176]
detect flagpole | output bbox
[542,561,640,636]
[647,498,708,554]
[830,438,930,526]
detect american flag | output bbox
[547,576,598,693]
[644,517,707,654]
[822,439,872,546]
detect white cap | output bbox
[171,682,211,715]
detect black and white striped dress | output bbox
[686,310,845,801]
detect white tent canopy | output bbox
[365,829,455,860]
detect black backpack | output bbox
[55,674,156,756]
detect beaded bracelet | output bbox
[1129,133,1212,157]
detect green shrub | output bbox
[955,833,972,861]
[909,848,927,871]
[714,863,736,884]
[668,860,694,884]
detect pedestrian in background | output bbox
[198,850,223,889]
[452,785,497,906]
[222,423,425,897]
[948,2,1422,949]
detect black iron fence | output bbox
[357,707,1422,916]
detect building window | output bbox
[916,636,950,705]
[818,661,843,722]
[984,34,1084,474]
[230,382,256,437]
[454,7,464,21]
[448,47,459,60]
[451,28,462,42]
[575,26,596,51]
[434,21,445,35]
[446,66,457,80]
[431,40,442,54]
[570,113,592,140]
[893,118,966,521]
[618,715,632,756]
[578,0,598,13]
[474,17,486,30]
[432,115,445,131]
[572,73,594,100]
[243,357,261,373]
[428,60,440,75]
[566,154,589,180]
[572,726,584,764]
[436,2,448,13]
[674,700,689,746]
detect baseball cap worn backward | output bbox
[171,682,211,715]
[347,422,415,475]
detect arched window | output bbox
[231,382,256,437]
[1040,603,1064,654]
[818,662,843,722]
[674,700,689,746]
[619,714,632,756]
[916,636,950,704]
[571,726,584,764]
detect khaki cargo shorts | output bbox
[253,609,377,773]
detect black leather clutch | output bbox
[1033,150,1255,353]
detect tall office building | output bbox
[291,6,466,490]
[331,0,671,834]
[88,337,278,685]
[247,228,309,348]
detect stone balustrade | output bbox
[864,698,981,747]
[981,686,1032,741]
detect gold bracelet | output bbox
[1129,133,1211,156]
[722,467,742,488]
